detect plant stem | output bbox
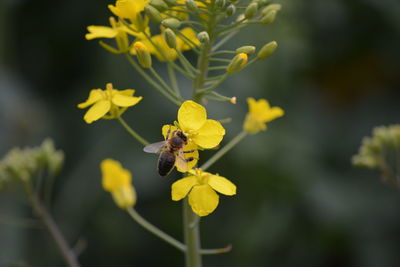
[183,198,202,267]
[117,116,149,146]
[126,207,186,252]
[168,63,181,97]
[29,192,80,267]
[125,54,182,106]
[201,131,247,171]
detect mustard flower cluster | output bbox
[79,0,285,218]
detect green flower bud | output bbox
[134,42,152,68]
[197,31,210,43]
[245,2,258,19]
[185,0,198,12]
[261,3,282,15]
[226,4,236,16]
[227,53,248,74]
[257,41,277,59]
[256,0,271,8]
[236,45,256,55]
[260,10,277,24]
[216,0,226,8]
[164,28,177,49]
[150,0,169,11]
[164,0,177,6]
[161,18,182,29]
[145,5,163,23]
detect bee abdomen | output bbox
[158,152,176,176]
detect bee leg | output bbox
[166,127,171,139]
[182,149,196,153]
[185,157,196,162]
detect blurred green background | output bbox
[1,0,400,266]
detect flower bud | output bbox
[256,0,271,8]
[164,0,177,6]
[197,31,210,43]
[150,0,169,11]
[145,5,163,23]
[161,18,182,29]
[236,45,256,55]
[185,0,198,12]
[226,4,236,16]
[216,0,226,8]
[133,42,152,68]
[230,97,237,104]
[245,2,258,19]
[261,3,282,15]
[164,28,177,49]
[257,41,277,59]
[227,53,248,74]
[260,10,277,24]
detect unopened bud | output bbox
[256,0,271,8]
[226,4,236,16]
[257,41,277,59]
[216,0,226,8]
[245,2,258,19]
[161,18,182,29]
[164,0,177,6]
[134,42,152,68]
[185,0,198,12]
[236,45,256,55]
[260,10,277,24]
[150,0,169,11]
[227,53,248,74]
[230,97,237,104]
[261,4,281,15]
[197,31,210,43]
[164,29,177,49]
[145,5,163,23]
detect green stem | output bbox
[117,116,149,146]
[125,54,182,106]
[126,207,186,252]
[183,198,202,267]
[149,67,183,101]
[168,63,181,97]
[201,131,247,171]
[28,190,80,267]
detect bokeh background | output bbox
[1,0,400,266]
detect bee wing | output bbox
[143,141,166,154]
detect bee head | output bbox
[176,131,187,142]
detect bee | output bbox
[143,127,196,176]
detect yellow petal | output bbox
[178,101,207,132]
[85,26,118,40]
[192,119,225,149]
[259,107,284,122]
[175,142,199,173]
[208,174,236,196]
[178,27,200,51]
[77,89,103,109]
[162,125,179,140]
[83,100,111,124]
[112,94,142,107]
[111,185,136,208]
[108,0,148,19]
[119,89,135,96]
[171,176,197,201]
[188,184,219,216]
[243,113,267,134]
[101,159,132,192]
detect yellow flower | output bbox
[101,159,137,209]
[243,98,284,134]
[77,83,142,124]
[85,17,144,53]
[108,0,149,26]
[131,27,200,62]
[164,100,225,149]
[171,169,236,216]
